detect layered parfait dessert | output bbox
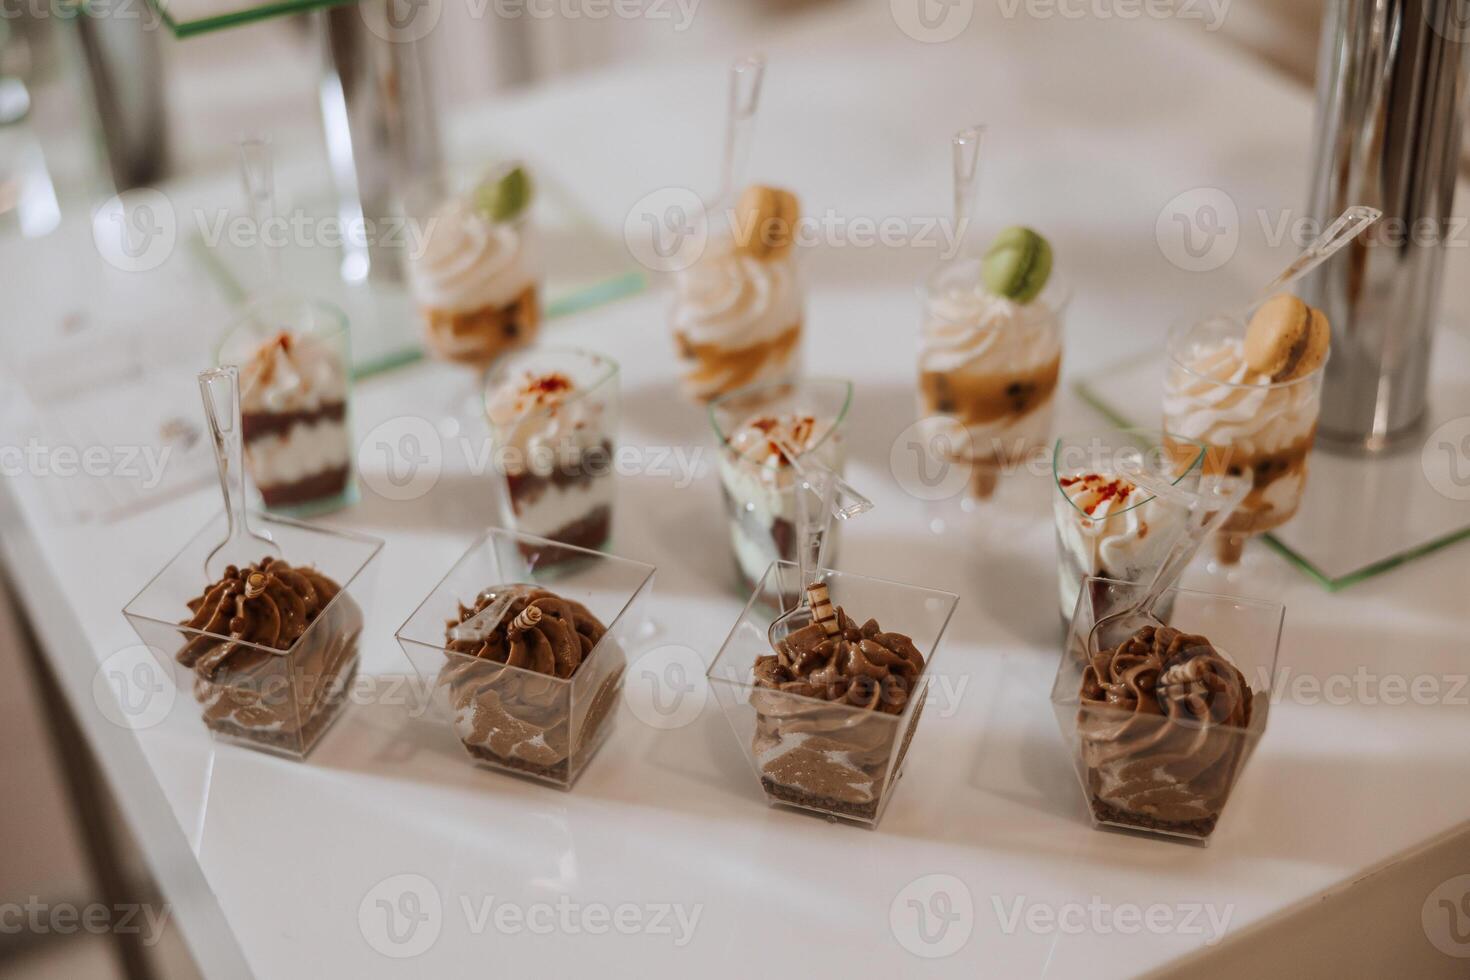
[1163,293,1330,564]
[238,330,352,511]
[750,582,928,821]
[1078,623,1255,840]
[714,404,844,591]
[176,556,362,754]
[671,185,804,402]
[1051,432,1204,623]
[1054,473,1188,622]
[484,348,618,555]
[439,584,622,783]
[918,227,1064,499]
[408,166,541,368]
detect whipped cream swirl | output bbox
[409,198,539,313]
[240,333,347,414]
[1163,338,1321,456]
[920,283,1061,375]
[1055,474,1181,579]
[486,370,610,477]
[671,236,801,349]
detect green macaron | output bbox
[475,165,533,223]
[981,226,1052,303]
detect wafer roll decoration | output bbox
[510,604,543,633]
[807,582,838,635]
[245,573,267,599]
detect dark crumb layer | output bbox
[516,506,612,559]
[760,778,881,822]
[505,441,615,502]
[242,402,347,442]
[258,465,351,508]
[1088,796,1219,839]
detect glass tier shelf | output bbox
[148,0,354,37]
[190,163,646,379]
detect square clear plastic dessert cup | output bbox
[482,347,620,556]
[215,295,358,518]
[121,511,383,760]
[706,560,959,829]
[1051,577,1283,845]
[707,378,854,593]
[1051,429,1206,624]
[394,528,655,790]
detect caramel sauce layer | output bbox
[919,354,1061,428]
[676,322,801,400]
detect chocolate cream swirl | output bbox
[1078,624,1254,826]
[751,607,926,807]
[178,557,360,738]
[440,585,611,770]
[754,607,924,715]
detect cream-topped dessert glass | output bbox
[1052,429,1206,624]
[708,561,958,828]
[395,528,655,790]
[216,295,356,516]
[708,378,853,592]
[670,197,804,402]
[404,164,542,370]
[1163,314,1326,565]
[667,55,805,402]
[917,256,1068,501]
[1051,578,1282,843]
[484,347,619,556]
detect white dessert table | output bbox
[2,4,1469,978]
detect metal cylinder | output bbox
[318,1,443,284]
[1303,0,1470,453]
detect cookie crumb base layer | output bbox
[1088,796,1219,840]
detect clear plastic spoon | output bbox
[717,55,765,204]
[199,366,278,580]
[951,124,984,253]
[1085,474,1249,656]
[767,442,873,646]
[1237,204,1380,316]
[238,134,280,290]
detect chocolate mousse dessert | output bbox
[1078,624,1255,839]
[238,331,352,510]
[751,584,928,821]
[440,585,622,784]
[177,556,362,754]
[485,356,617,557]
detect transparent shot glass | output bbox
[483,347,620,556]
[708,378,853,593]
